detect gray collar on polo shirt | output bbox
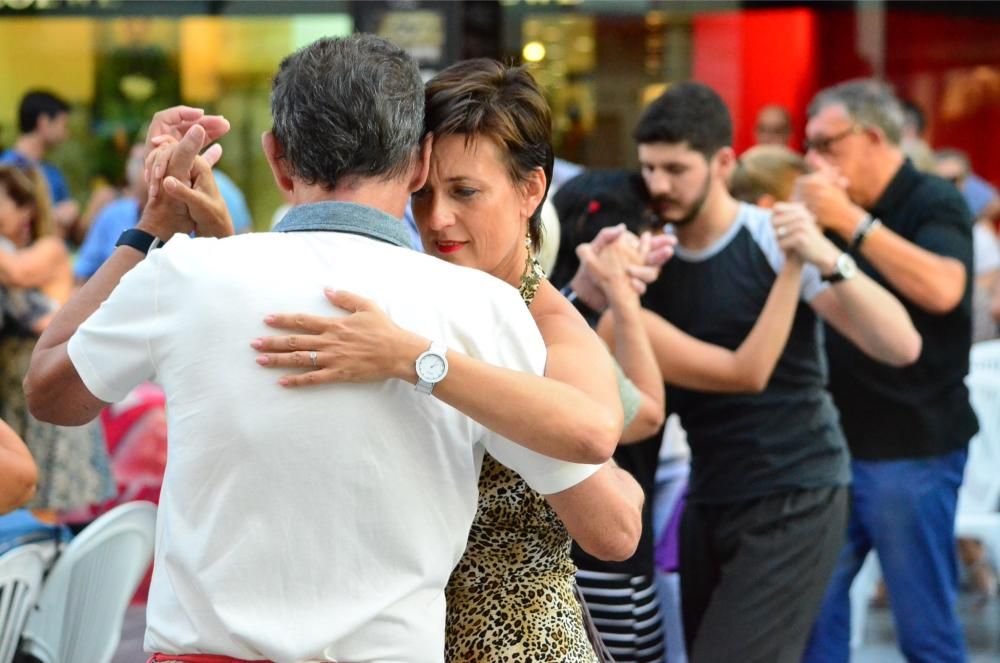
[272,201,411,249]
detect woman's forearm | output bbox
[630,258,803,394]
[389,332,621,464]
[603,296,665,443]
[0,238,67,289]
[725,258,804,390]
[431,349,621,464]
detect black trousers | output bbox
[680,485,848,663]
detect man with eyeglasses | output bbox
[622,81,920,663]
[799,79,977,663]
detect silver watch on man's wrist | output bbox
[415,341,449,394]
[821,252,858,284]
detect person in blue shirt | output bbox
[213,169,253,234]
[74,144,145,281]
[0,91,77,237]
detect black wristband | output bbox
[116,228,166,255]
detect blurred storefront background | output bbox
[1,0,998,228]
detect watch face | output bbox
[838,254,858,279]
[417,353,447,382]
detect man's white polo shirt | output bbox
[67,202,599,663]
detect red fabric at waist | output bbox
[148,655,271,663]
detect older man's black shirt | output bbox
[825,159,978,460]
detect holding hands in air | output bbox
[772,202,835,271]
[140,106,234,239]
[795,161,865,238]
[569,224,676,312]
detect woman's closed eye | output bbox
[453,186,478,199]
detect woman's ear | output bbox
[520,167,547,220]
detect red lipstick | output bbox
[436,241,466,254]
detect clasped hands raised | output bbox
[138,105,234,240]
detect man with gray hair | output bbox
[799,78,976,663]
[23,34,622,662]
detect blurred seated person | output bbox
[753,104,792,147]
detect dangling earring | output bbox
[518,230,545,307]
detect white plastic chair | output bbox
[969,338,1000,375]
[19,501,156,663]
[849,551,880,649]
[956,374,1000,571]
[0,545,47,663]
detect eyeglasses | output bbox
[803,125,864,155]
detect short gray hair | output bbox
[808,79,904,146]
[270,34,424,189]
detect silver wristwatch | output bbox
[415,341,449,394]
[822,252,858,284]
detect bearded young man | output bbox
[632,82,922,663]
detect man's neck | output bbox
[673,187,741,252]
[291,178,410,220]
[13,134,45,161]
[857,148,905,209]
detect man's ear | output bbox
[409,133,433,193]
[713,146,737,182]
[262,131,294,196]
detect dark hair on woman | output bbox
[633,81,732,160]
[423,58,554,251]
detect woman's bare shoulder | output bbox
[531,281,598,345]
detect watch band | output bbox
[821,269,846,284]
[850,214,881,253]
[116,228,166,255]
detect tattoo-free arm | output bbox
[0,418,37,514]
[601,258,804,393]
[851,223,966,315]
[0,237,68,289]
[809,270,922,367]
[545,460,644,561]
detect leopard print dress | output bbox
[445,453,599,662]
